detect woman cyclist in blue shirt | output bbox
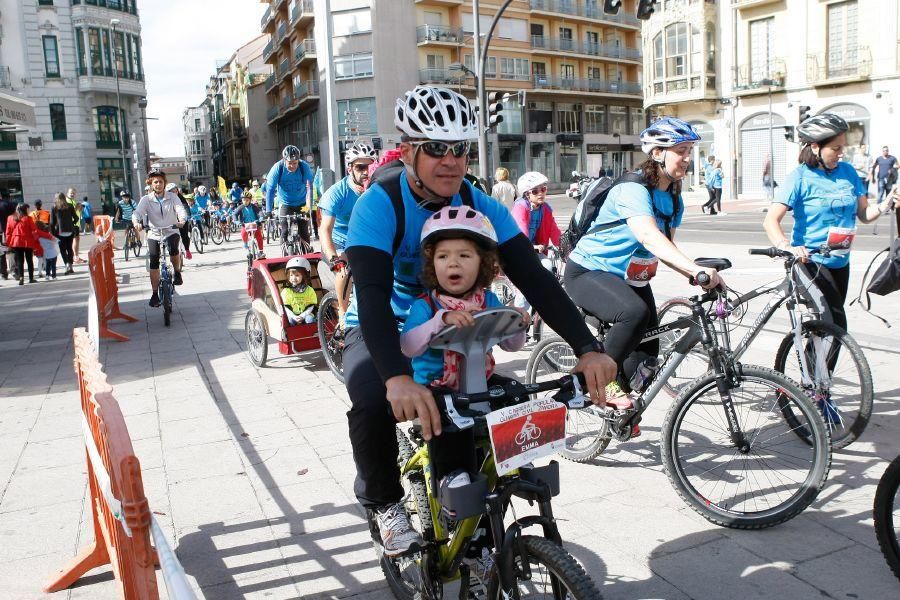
[564,117,724,403]
[764,113,899,331]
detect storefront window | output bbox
[528,101,553,134]
[585,105,606,134]
[557,103,581,134]
[630,107,645,135]
[498,142,524,182]
[609,106,627,134]
[98,157,130,210]
[559,146,581,180]
[530,142,555,182]
[496,97,523,134]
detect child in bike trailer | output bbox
[232,191,265,258]
[280,256,317,324]
[400,207,529,490]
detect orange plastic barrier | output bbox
[94,215,115,244]
[88,240,138,342]
[43,328,159,598]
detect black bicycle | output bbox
[527,262,832,529]
[280,213,313,256]
[875,455,900,581]
[317,260,350,383]
[122,224,142,261]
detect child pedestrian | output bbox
[35,224,59,280]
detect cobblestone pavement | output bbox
[1,216,898,599]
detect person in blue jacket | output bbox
[764,113,899,331]
[265,145,314,245]
[229,182,243,207]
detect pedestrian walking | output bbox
[0,190,15,279]
[871,146,899,202]
[762,154,778,199]
[702,155,716,213]
[491,167,517,209]
[50,192,78,274]
[851,143,875,192]
[703,160,724,215]
[5,203,38,285]
[81,197,92,233]
[66,187,84,263]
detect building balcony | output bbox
[807,47,872,86]
[263,39,275,61]
[732,59,786,94]
[267,105,279,122]
[77,72,146,96]
[646,74,718,105]
[293,39,316,66]
[416,25,464,45]
[532,76,641,96]
[276,21,288,45]
[293,80,319,105]
[264,74,276,92]
[419,69,465,85]
[278,58,291,81]
[732,0,781,9]
[291,0,314,26]
[529,0,640,28]
[531,36,641,61]
[414,0,463,5]
[260,5,273,29]
[96,138,123,150]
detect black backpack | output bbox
[558,171,679,259]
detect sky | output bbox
[141,1,266,158]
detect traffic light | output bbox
[487,92,509,129]
[603,0,621,15]
[637,0,657,20]
[798,105,811,123]
[783,126,795,143]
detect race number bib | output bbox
[626,254,659,284]
[826,226,856,255]
[486,397,567,476]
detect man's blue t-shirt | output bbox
[775,162,865,268]
[195,194,210,210]
[569,182,684,280]
[343,176,521,329]
[229,187,243,204]
[874,155,897,180]
[403,290,504,384]
[265,160,314,211]
[317,175,360,250]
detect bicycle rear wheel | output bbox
[526,338,611,462]
[661,365,830,529]
[773,319,872,449]
[657,297,708,396]
[161,280,173,327]
[486,536,602,599]
[123,231,131,261]
[874,455,900,582]
[210,223,224,245]
[133,235,143,257]
[317,292,344,383]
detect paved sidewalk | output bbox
[1,228,899,599]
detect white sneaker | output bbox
[376,503,423,557]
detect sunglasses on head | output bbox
[413,140,471,159]
[527,186,548,195]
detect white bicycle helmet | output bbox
[797,113,849,144]
[197,185,207,195]
[517,172,549,195]
[394,85,479,142]
[165,182,178,192]
[286,257,311,272]
[344,142,378,166]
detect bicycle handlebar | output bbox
[748,245,829,259]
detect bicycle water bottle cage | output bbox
[428,308,527,398]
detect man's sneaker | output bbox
[149,292,161,307]
[185,249,193,260]
[173,271,183,286]
[375,503,423,557]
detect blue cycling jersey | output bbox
[265,160,314,211]
[317,175,360,250]
[117,199,135,221]
[343,176,521,330]
[194,194,210,210]
[775,162,865,268]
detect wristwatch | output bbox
[574,339,605,357]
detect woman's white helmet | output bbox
[517,171,549,195]
[344,142,378,167]
[286,257,311,272]
[394,86,479,141]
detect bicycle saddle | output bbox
[694,257,732,271]
[429,307,527,395]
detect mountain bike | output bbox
[265,215,280,244]
[317,260,350,383]
[874,455,900,582]
[526,262,831,529]
[656,246,872,449]
[209,214,229,245]
[150,227,177,327]
[122,224,142,261]
[189,219,204,255]
[375,308,602,599]
[280,213,313,256]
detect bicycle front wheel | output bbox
[191,227,204,254]
[317,292,344,383]
[874,455,900,582]
[486,536,602,599]
[661,365,830,529]
[526,338,611,462]
[210,224,224,245]
[123,232,131,261]
[773,319,873,449]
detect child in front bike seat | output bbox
[400,206,529,490]
[281,256,317,325]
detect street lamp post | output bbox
[110,19,129,196]
[759,78,777,203]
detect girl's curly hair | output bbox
[420,238,500,294]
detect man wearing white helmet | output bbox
[318,142,377,318]
[342,85,616,556]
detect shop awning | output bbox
[0,91,36,130]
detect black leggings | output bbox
[564,262,659,386]
[179,224,191,253]
[147,235,181,270]
[796,262,850,331]
[12,247,34,280]
[58,235,74,266]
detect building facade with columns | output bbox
[0,0,147,210]
[642,0,900,200]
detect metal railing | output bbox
[267,105,279,121]
[263,40,275,60]
[529,0,640,25]
[416,25,464,44]
[264,74,276,92]
[260,5,273,28]
[806,46,871,83]
[278,58,290,80]
[294,79,319,100]
[531,36,641,60]
[294,39,316,63]
[291,0,314,23]
[732,58,786,91]
[532,75,641,95]
[419,69,465,85]
[276,21,287,42]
